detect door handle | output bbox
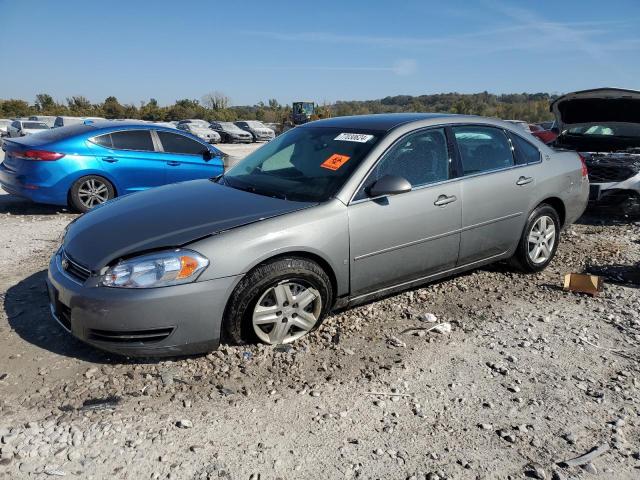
[167,161,181,166]
[516,176,533,186]
[434,194,457,206]
[102,157,118,163]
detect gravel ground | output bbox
[1,145,639,479]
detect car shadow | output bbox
[585,263,640,289]
[0,192,72,216]
[3,270,171,364]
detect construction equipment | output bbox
[279,101,330,133]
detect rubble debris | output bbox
[563,273,604,296]
[80,396,122,411]
[401,322,452,335]
[558,443,609,468]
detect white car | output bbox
[177,122,221,144]
[29,115,57,128]
[0,119,12,137]
[7,119,50,137]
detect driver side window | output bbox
[356,128,450,200]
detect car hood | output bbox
[63,179,315,270]
[551,88,640,152]
[551,88,640,130]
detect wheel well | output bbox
[539,197,566,227]
[251,251,338,299]
[67,174,118,201]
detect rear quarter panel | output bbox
[533,146,588,226]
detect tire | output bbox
[511,204,560,273]
[223,257,333,345]
[69,175,115,213]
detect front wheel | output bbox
[69,175,115,213]
[223,257,333,345]
[511,204,560,272]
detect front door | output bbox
[156,130,224,183]
[348,128,462,296]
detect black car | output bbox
[209,122,253,144]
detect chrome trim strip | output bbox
[353,211,522,262]
[350,251,507,302]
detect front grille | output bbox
[587,164,636,183]
[61,251,91,283]
[88,327,174,344]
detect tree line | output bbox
[0,91,557,124]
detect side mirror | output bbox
[368,175,412,198]
[202,149,212,161]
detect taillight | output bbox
[18,150,65,161]
[578,153,588,178]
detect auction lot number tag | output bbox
[321,154,351,171]
[334,133,374,143]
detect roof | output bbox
[303,113,457,131]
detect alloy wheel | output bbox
[527,215,556,264]
[77,178,109,209]
[252,281,322,344]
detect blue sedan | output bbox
[0,121,225,212]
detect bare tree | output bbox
[202,91,231,111]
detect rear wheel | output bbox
[511,204,560,272]
[69,175,115,213]
[223,257,333,345]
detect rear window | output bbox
[23,122,48,129]
[92,134,113,148]
[110,130,155,151]
[19,124,94,142]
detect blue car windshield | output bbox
[222,127,383,202]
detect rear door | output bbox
[348,127,462,296]
[453,125,538,265]
[90,130,166,193]
[156,130,224,183]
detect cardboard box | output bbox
[563,273,604,296]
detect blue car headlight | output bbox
[101,249,209,288]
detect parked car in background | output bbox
[147,121,177,129]
[209,121,253,143]
[0,122,225,212]
[551,87,640,214]
[177,119,210,128]
[54,116,105,128]
[29,115,57,128]
[46,113,588,356]
[176,122,220,144]
[528,124,558,144]
[0,119,11,137]
[235,120,275,142]
[7,119,50,137]
[504,120,532,133]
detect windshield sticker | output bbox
[334,133,374,143]
[321,154,351,171]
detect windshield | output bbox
[222,126,382,202]
[566,123,640,138]
[220,122,242,131]
[23,122,48,129]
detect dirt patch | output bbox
[1,173,639,478]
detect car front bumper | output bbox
[47,249,241,357]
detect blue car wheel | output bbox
[69,175,115,213]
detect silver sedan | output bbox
[48,113,589,356]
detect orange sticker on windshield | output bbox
[321,154,350,171]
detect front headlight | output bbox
[101,249,209,288]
